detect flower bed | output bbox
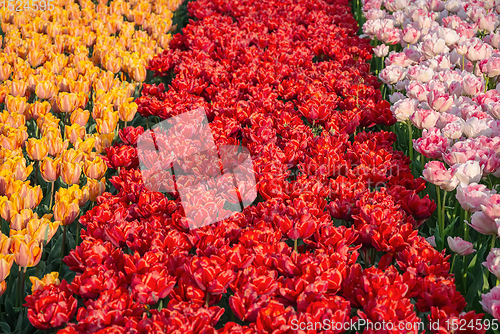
[25,0,487,332]
[357,0,500,325]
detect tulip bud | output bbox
[131,64,147,82]
[0,63,12,81]
[6,95,28,115]
[10,209,35,231]
[73,137,96,155]
[60,148,85,164]
[10,79,27,97]
[46,129,69,156]
[60,161,82,185]
[35,81,58,100]
[27,217,60,246]
[29,101,52,120]
[26,137,49,161]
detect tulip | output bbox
[118,102,138,123]
[29,272,61,293]
[56,185,89,208]
[60,148,85,164]
[65,124,86,145]
[10,79,27,97]
[27,218,60,246]
[457,183,496,213]
[83,156,107,179]
[60,161,82,185]
[35,81,58,100]
[10,209,35,230]
[46,129,69,156]
[0,63,12,81]
[70,108,90,126]
[422,161,459,191]
[0,281,5,297]
[481,194,500,221]
[6,95,28,115]
[87,178,106,202]
[468,211,498,235]
[26,137,49,161]
[447,236,476,255]
[452,161,483,185]
[73,137,96,155]
[53,198,80,226]
[410,108,440,129]
[29,101,52,120]
[379,64,405,85]
[481,286,500,320]
[11,237,42,268]
[40,157,61,183]
[0,196,19,222]
[0,254,14,282]
[56,92,80,114]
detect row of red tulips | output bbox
[24,0,482,332]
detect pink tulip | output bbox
[422,160,459,190]
[442,120,465,140]
[478,13,499,33]
[465,40,493,62]
[407,82,429,102]
[481,286,500,320]
[463,117,493,138]
[379,65,405,84]
[457,183,496,212]
[484,101,500,119]
[452,160,483,185]
[486,57,500,78]
[484,248,500,279]
[422,37,447,59]
[413,127,450,160]
[426,236,437,248]
[427,90,453,112]
[469,211,498,235]
[481,194,500,221]
[373,44,389,58]
[402,26,421,45]
[462,75,484,96]
[385,51,414,67]
[407,65,434,82]
[391,98,417,122]
[447,236,476,255]
[410,108,440,129]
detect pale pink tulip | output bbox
[486,57,500,78]
[481,194,500,221]
[379,65,406,84]
[402,26,421,45]
[391,98,418,122]
[410,108,440,129]
[469,211,498,235]
[373,44,389,58]
[447,236,476,255]
[483,248,500,279]
[442,120,464,139]
[422,37,447,59]
[452,160,483,185]
[457,183,496,212]
[462,75,484,96]
[422,160,459,190]
[463,117,493,138]
[481,286,500,320]
[427,90,453,112]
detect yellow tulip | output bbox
[11,237,42,268]
[30,272,60,293]
[0,254,14,282]
[60,161,82,185]
[40,157,61,183]
[26,137,49,161]
[83,156,107,179]
[53,198,80,226]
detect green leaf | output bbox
[0,322,11,333]
[443,215,459,236]
[465,269,484,312]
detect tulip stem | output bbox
[442,190,447,228]
[205,291,210,308]
[463,211,469,241]
[76,221,80,246]
[17,266,21,308]
[60,225,68,261]
[406,120,413,161]
[49,181,54,211]
[450,254,456,274]
[34,160,38,186]
[124,121,127,129]
[436,185,443,247]
[294,238,298,253]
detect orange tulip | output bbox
[87,177,106,202]
[10,209,35,231]
[56,184,89,208]
[83,156,107,179]
[56,92,79,113]
[53,198,80,226]
[11,237,42,268]
[26,137,49,161]
[4,179,30,199]
[0,233,11,255]
[103,54,122,74]
[60,148,85,164]
[5,156,33,181]
[27,48,47,68]
[94,133,114,153]
[46,129,69,157]
[6,95,28,115]
[96,111,119,135]
[38,114,61,136]
[27,217,60,246]
[35,81,58,100]
[29,101,52,120]
[0,63,12,81]
[0,196,19,222]
[60,161,82,185]
[10,79,27,97]
[118,101,138,122]
[18,185,44,210]
[73,137,95,155]
[65,123,86,144]
[40,157,61,182]
[0,254,14,282]
[131,64,147,82]
[30,272,60,293]
[0,280,5,297]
